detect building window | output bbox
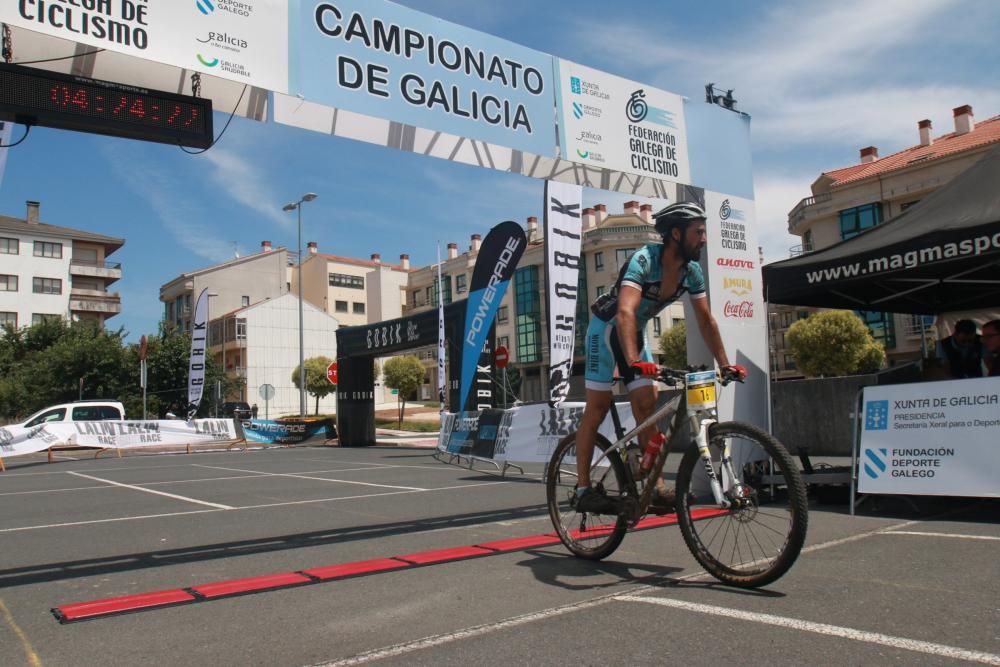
[858,310,895,349]
[429,275,452,307]
[0,312,16,328]
[32,313,61,325]
[802,230,813,252]
[515,265,541,363]
[33,277,62,294]
[594,251,604,271]
[353,302,365,314]
[497,335,509,350]
[335,300,348,313]
[615,247,636,268]
[329,273,364,289]
[0,237,18,254]
[455,274,467,293]
[241,295,250,307]
[236,319,247,340]
[784,354,797,371]
[652,318,661,336]
[0,274,17,291]
[839,203,883,240]
[33,241,63,258]
[497,305,509,325]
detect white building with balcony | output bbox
[0,200,123,329]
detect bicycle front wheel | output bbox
[545,431,628,560]
[675,421,808,588]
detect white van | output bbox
[10,400,126,429]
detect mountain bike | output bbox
[545,367,808,588]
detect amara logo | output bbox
[863,448,888,479]
[197,54,219,67]
[196,0,214,15]
[865,400,889,430]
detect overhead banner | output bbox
[544,180,583,405]
[0,0,289,92]
[858,377,1000,498]
[289,0,556,156]
[554,58,690,185]
[187,287,210,414]
[0,419,238,458]
[458,220,526,413]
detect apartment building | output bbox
[773,105,1000,374]
[405,202,686,402]
[0,200,123,329]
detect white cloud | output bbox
[199,148,292,228]
[752,174,814,264]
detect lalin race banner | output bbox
[858,376,1000,498]
[544,180,583,405]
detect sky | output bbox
[1,0,998,343]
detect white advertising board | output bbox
[858,377,1000,497]
[554,59,690,185]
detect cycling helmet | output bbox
[653,202,707,237]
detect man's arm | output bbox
[616,285,644,363]
[691,296,731,367]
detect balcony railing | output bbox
[70,259,123,282]
[787,192,832,231]
[71,259,122,270]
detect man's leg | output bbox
[575,389,613,488]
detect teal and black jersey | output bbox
[590,244,706,326]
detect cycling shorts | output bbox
[584,316,654,392]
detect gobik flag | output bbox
[458,221,527,413]
[544,180,583,405]
[187,288,210,418]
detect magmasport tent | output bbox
[763,145,1000,314]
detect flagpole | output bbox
[437,242,446,416]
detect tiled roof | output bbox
[824,114,1000,187]
[320,253,410,272]
[0,215,125,250]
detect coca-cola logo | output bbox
[717,257,754,270]
[724,300,754,318]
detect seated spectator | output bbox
[935,319,983,379]
[982,319,1000,377]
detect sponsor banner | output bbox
[858,377,1000,498]
[544,180,583,406]
[0,420,238,458]
[459,221,526,413]
[554,58,690,184]
[241,419,335,444]
[187,287,210,414]
[703,192,761,327]
[290,0,556,156]
[1,0,289,92]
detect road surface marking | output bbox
[66,472,234,509]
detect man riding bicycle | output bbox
[574,201,746,515]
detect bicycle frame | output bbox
[588,380,739,522]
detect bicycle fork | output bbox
[692,415,737,508]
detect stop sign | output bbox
[327,361,338,385]
[494,346,509,369]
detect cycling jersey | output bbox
[585,244,706,392]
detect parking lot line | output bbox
[882,531,1000,541]
[615,595,1000,665]
[192,464,429,491]
[66,471,234,510]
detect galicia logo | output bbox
[570,76,581,94]
[572,102,583,120]
[576,149,589,159]
[863,448,888,479]
[626,90,648,122]
[196,0,214,15]
[196,32,249,49]
[197,54,219,67]
[865,400,889,430]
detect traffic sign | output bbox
[259,384,275,400]
[494,346,509,369]
[327,361,338,385]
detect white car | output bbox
[9,400,126,429]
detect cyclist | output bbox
[574,201,746,515]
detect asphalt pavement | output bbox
[0,445,997,666]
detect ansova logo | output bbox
[863,448,888,479]
[197,54,219,67]
[196,0,214,15]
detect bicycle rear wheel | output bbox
[546,431,628,560]
[675,421,807,588]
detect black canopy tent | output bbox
[763,145,1000,314]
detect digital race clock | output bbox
[0,63,214,149]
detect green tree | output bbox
[291,356,337,415]
[786,310,885,377]
[658,320,687,368]
[382,355,425,427]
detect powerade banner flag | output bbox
[187,287,209,417]
[544,180,583,405]
[458,221,526,413]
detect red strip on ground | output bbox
[475,534,562,552]
[394,545,494,565]
[302,558,410,581]
[191,572,313,599]
[54,589,195,622]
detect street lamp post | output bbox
[283,193,318,418]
